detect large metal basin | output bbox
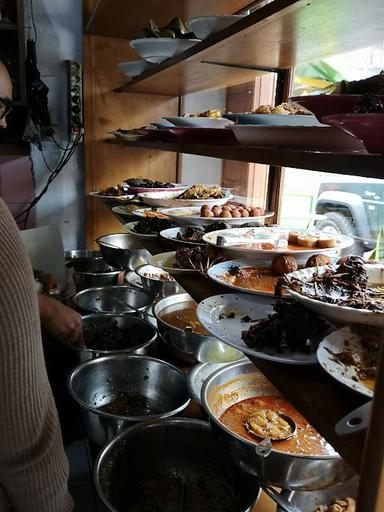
[96,233,150,271]
[69,257,120,291]
[73,285,154,314]
[202,360,352,491]
[95,418,260,512]
[68,355,190,446]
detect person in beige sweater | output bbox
[0,61,74,510]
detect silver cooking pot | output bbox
[95,418,260,512]
[201,360,352,491]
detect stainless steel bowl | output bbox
[95,418,260,512]
[73,285,154,314]
[69,257,121,292]
[135,264,183,297]
[65,249,101,260]
[68,355,190,446]
[202,360,352,491]
[96,233,150,271]
[277,476,358,511]
[154,293,244,364]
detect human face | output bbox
[0,61,13,129]
[0,97,13,122]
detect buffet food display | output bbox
[87,67,384,511]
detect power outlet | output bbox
[67,60,83,141]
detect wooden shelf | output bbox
[108,139,384,179]
[173,272,367,473]
[112,0,384,96]
[85,0,257,39]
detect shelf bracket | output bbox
[200,60,283,74]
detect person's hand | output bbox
[38,295,84,346]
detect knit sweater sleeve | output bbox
[0,198,73,512]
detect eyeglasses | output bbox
[0,98,13,120]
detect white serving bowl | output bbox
[163,116,232,128]
[129,38,200,63]
[285,264,384,326]
[118,60,154,78]
[186,15,245,39]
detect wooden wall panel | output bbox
[83,35,178,248]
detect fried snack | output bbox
[180,184,224,200]
[288,231,301,244]
[297,235,318,248]
[314,497,355,512]
[143,210,168,219]
[271,255,298,275]
[254,104,272,114]
[183,109,222,118]
[306,254,332,268]
[317,236,338,248]
[200,204,265,218]
[271,105,290,114]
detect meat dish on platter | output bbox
[196,293,329,364]
[281,256,384,326]
[207,254,333,296]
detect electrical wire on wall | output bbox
[16,128,83,229]
[18,0,83,230]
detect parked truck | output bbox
[315,179,384,251]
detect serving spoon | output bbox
[245,412,302,512]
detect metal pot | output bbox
[135,263,183,297]
[202,360,352,491]
[94,418,260,512]
[277,476,358,511]
[68,355,190,446]
[68,257,120,291]
[96,233,150,271]
[73,285,154,314]
[154,293,244,364]
[65,249,101,261]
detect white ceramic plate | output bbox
[149,251,197,275]
[224,113,323,127]
[196,293,321,364]
[138,191,233,208]
[89,191,134,201]
[317,326,374,398]
[185,15,244,39]
[112,205,143,219]
[231,125,367,152]
[110,130,146,142]
[187,363,232,404]
[160,227,206,246]
[203,226,354,259]
[207,258,280,297]
[159,206,274,226]
[285,264,384,326]
[118,60,154,78]
[127,183,187,194]
[163,116,233,128]
[123,222,158,239]
[129,38,200,63]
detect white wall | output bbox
[180,89,226,186]
[24,0,84,250]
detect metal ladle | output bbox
[245,412,302,512]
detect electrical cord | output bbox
[16,128,83,229]
[30,0,37,43]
